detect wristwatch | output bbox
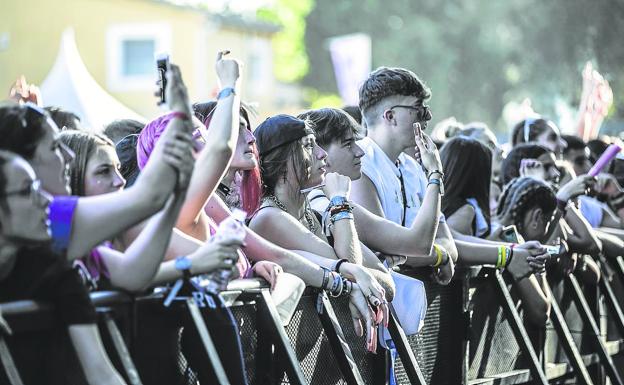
[217,87,236,100]
[175,256,192,279]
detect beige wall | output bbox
[0,0,281,123]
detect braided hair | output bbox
[496,177,556,236]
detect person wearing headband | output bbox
[512,117,567,155]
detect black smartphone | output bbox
[156,53,169,105]
[500,225,520,243]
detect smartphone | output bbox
[545,244,562,257]
[500,225,520,243]
[156,53,169,105]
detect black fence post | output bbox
[185,298,231,385]
[386,304,426,385]
[566,274,624,385]
[549,294,595,385]
[254,289,308,385]
[317,292,365,385]
[100,311,142,385]
[0,336,22,385]
[493,270,548,385]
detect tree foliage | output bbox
[302,0,624,134]
[257,0,314,83]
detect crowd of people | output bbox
[1,49,623,385]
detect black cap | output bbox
[254,114,314,156]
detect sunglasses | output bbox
[386,104,432,122]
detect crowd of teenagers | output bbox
[1,50,624,384]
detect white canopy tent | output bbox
[40,28,146,131]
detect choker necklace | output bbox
[265,194,317,233]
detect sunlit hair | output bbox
[192,101,261,215]
[59,131,115,196]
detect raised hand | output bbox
[556,174,595,202]
[322,172,351,199]
[519,159,546,180]
[8,76,42,106]
[595,173,623,197]
[161,130,195,193]
[165,64,192,119]
[414,123,443,173]
[215,50,241,89]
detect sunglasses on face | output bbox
[386,104,432,122]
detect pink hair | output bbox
[200,110,262,216]
[136,113,176,170]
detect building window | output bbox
[107,23,171,91]
[122,39,155,76]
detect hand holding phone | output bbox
[156,53,170,105]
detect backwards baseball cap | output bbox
[254,114,314,156]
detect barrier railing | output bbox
[1,257,624,385]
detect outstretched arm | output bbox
[66,64,193,260]
[176,51,241,239]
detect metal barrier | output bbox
[2,260,624,385]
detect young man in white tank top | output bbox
[352,66,551,276]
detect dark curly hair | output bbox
[501,143,550,185]
[358,67,431,127]
[496,176,556,235]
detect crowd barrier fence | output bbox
[1,255,624,385]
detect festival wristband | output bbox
[433,245,444,267]
[170,111,190,121]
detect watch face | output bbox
[175,257,192,271]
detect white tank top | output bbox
[357,137,428,226]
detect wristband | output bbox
[496,246,503,269]
[321,267,330,290]
[217,87,236,100]
[428,178,445,196]
[170,111,190,121]
[433,245,444,268]
[331,211,354,223]
[508,244,516,267]
[427,170,444,180]
[334,259,348,273]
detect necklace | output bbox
[265,194,317,233]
